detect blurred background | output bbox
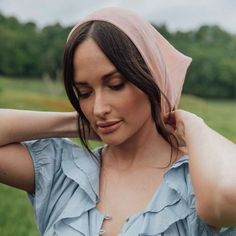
[0,0,235,235]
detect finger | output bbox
[164,115,176,129]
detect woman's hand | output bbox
[163,109,204,154]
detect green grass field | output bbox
[0,77,235,236]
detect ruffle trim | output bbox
[24,139,61,233]
[51,151,196,235]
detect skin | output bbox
[73,38,181,235]
[73,38,177,169]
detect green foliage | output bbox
[0,76,72,110]
[0,13,70,80]
[0,185,38,236]
[39,24,71,79]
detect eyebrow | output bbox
[74,69,119,86]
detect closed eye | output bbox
[74,87,92,99]
[78,92,92,99]
[109,83,125,91]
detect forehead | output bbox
[73,38,116,83]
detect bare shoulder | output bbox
[0,142,34,193]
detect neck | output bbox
[102,119,178,171]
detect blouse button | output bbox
[104,214,112,220]
[99,229,106,235]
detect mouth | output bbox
[96,120,122,134]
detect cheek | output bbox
[79,100,91,119]
[118,88,151,118]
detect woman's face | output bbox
[73,38,153,145]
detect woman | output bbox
[0,7,236,236]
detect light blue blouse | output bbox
[24,138,236,236]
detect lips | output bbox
[97,120,121,127]
[96,120,122,134]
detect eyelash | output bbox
[109,83,125,90]
[77,92,91,99]
[77,83,125,99]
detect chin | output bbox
[99,134,127,146]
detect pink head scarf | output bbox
[68,7,192,113]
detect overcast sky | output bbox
[0,0,236,33]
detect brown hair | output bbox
[63,21,179,166]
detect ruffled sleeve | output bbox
[23,138,76,235]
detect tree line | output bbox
[0,13,236,99]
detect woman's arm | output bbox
[0,109,78,192]
[0,109,78,146]
[165,110,236,227]
[0,109,99,192]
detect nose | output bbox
[93,92,111,118]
